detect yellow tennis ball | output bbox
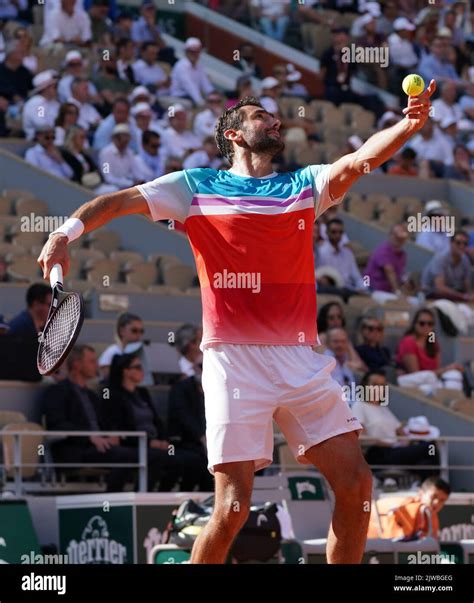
[402,74,425,96]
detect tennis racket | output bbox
[37,264,84,375]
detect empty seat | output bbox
[0,242,27,259]
[110,250,143,269]
[11,231,47,249]
[85,259,121,285]
[2,422,44,479]
[86,230,121,254]
[162,264,195,290]
[6,257,42,281]
[347,197,376,221]
[15,197,48,216]
[70,248,106,265]
[0,410,26,428]
[125,262,158,289]
[308,99,335,122]
[376,202,406,226]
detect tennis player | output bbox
[38,81,435,564]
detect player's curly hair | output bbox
[214,96,263,165]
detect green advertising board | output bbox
[0,500,41,564]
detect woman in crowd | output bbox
[14,27,43,74]
[54,102,79,146]
[396,308,464,395]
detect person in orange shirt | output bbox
[388,147,419,176]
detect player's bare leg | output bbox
[305,431,372,563]
[190,460,254,564]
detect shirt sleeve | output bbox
[136,170,195,223]
[309,164,346,219]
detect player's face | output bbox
[237,106,284,158]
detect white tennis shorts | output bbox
[201,344,362,472]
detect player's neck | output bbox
[230,156,275,179]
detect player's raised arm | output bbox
[37,186,149,279]
[327,79,436,200]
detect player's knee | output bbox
[334,461,373,505]
[213,498,251,535]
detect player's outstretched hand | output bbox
[402,79,436,132]
[37,233,70,280]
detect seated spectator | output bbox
[355,14,388,89]
[415,200,451,255]
[116,38,137,86]
[14,27,42,75]
[131,0,176,66]
[0,0,27,21]
[421,230,473,302]
[355,318,392,371]
[88,0,113,46]
[139,129,164,179]
[418,36,462,86]
[408,119,454,174]
[99,312,152,384]
[365,224,409,294]
[22,70,60,140]
[183,136,221,170]
[0,40,33,102]
[54,101,79,146]
[193,92,224,141]
[42,344,138,492]
[251,0,290,42]
[324,328,357,405]
[106,352,207,491]
[388,147,419,177]
[396,308,464,394]
[432,81,469,130]
[99,124,148,189]
[372,477,451,540]
[235,42,262,79]
[225,75,256,110]
[316,302,366,373]
[93,97,134,151]
[69,77,102,132]
[438,116,459,151]
[25,125,74,180]
[318,218,367,295]
[113,11,133,44]
[354,370,440,481]
[170,37,214,107]
[40,0,92,48]
[283,65,309,98]
[443,144,474,182]
[161,104,201,164]
[93,56,132,115]
[131,102,158,153]
[132,42,170,96]
[58,50,92,103]
[387,18,419,97]
[174,324,203,378]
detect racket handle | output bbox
[50,264,63,288]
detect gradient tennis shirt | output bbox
[137,165,343,349]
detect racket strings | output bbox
[38,294,82,373]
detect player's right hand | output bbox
[37,233,70,281]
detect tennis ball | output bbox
[402,74,425,96]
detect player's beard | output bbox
[245,127,285,158]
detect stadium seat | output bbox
[125,262,158,289]
[397,196,423,216]
[2,422,44,480]
[0,410,26,428]
[70,248,106,265]
[0,242,27,259]
[15,197,48,216]
[162,264,195,290]
[351,109,375,130]
[86,230,121,254]
[85,259,121,285]
[147,285,182,294]
[347,196,376,221]
[450,398,474,418]
[6,257,42,281]
[300,23,332,57]
[64,279,95,294]
[110,250,144,269]
[376,202,406,226]
[11,231,47,250]
[2,188,36,202]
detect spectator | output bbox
[225,75,256,110]
[378,110,401,130]
[22,70,60,141]
[259,76,282,115]
[113,11,133,43]
[130,1,176,65]
[161,104,201,163]
[25,125,74,180]
[324,328,357,405]
[318,218,366,294]
[317,302,366,373]
[139,129,164,179]
[0,0,27,20]
[174,324,202,378]
[313,220,324,266]
[40,0,92,48]
[387,18,419,96]
[365,223,409,294]
[0,40,33,102]
[354,371,440,481]
[42,344,138,492]
[98,123,148,191]
[443,144,474,182]
[98,312,152,384]
[355,318,392,371]
[93,97,133,150]
[132,42,170,96]
[69,77,102,131]
[418,36,462,85]
[250,0,290,42]
[376,0,397,37]
[88,0,113,45]
[14,27,42,75]
[131,102,158,153]
[170,37,214,107]
[235,42,262,79]
[283,64,309,98]
[388,147,419,176]
[375,477,451,540]
[432,80,467,129]
[193,92,224,141]
[415,200,451,255]
[183,136,221,170]
[355,14,388,89]
[396,308,464,394]
[106,352,207,491]
[93,55,132,112]
[421,230,473,302]
[116,38,137,86]
[408,119,454,171]
[167,356,214,491]
[54,101,79,146]
[57,50,98,104]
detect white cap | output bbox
[112,123,130,136]
[440,116,457,129]
[437,27,452,38]
[132,102,152,117]
[424,200,447,215]
[129,85,151,102]
[261,76,280,89]
[365,1,381,16]
[168,103,187,116]
[378,110,399,128]
[348,135,363,150]
[184,37,202,51]
[394,17,416,31]
[65,50,82,64]
[32,70,57,93]
[287,70,302,82]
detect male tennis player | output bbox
[39,81,435,564]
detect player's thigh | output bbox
[213,460,255,513]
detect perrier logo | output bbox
[66,516,127,564]
[288,476,324,501]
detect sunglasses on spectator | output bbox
[130,328,144,334]
[417,320,434,327]
[129,363,143,370]
[364,325,383,331]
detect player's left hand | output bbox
[402,79,436,131]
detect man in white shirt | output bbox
[319,218,366,292]
[22,70,60,141]
[139,130,164,179]
[409,119,454,166]
[132,42,169,95]
[69,77,101,131]
[161,104,201,163]
[25,126,74,180]
[58,50,98,103]
[170,37,214,106]
[387,18,418,70]
[40,0,92,48]
[415,200,451,255]
[259,76,281,115]
[193,92,224,142]
[432,81,464,126]
[131,101,162,152]
[183,136,222,170]
[98,124,149,190]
